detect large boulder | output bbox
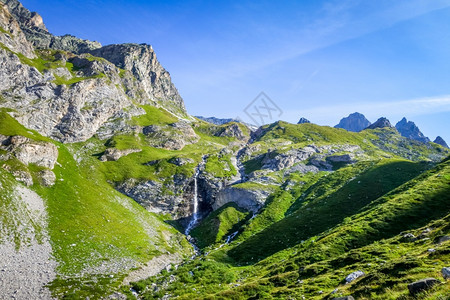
[407,278,440,295]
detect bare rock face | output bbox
[366,117,393,130]
[0,0,101,54]
[116,175,195,219]
[335,112,371,132]
[214,186,272,212]
[90,44,186,115]
[395,117,430,143]
[38,169,56,186]
[434,136,449,148]
[0,0,47,31]
[1,1,188,143]
[0,3,35,57]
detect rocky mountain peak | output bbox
[366,117,393,130]
[1,0,101,54]
[0,0,47,31]
[395,117,430,143]
[335,112,371,132]
[434,136,449,148]
[297,117,311,124]
[90,43,186,114]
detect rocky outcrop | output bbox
[297,117,311,124]
[0,2,35,57]
[0,0,101,54]
[366,117,393,130]
[5,136,58,169]
[90,44,186,115]
[217,123,248,140]
[407,278,440,295]
[395,117,430,143]
[262,146,318,171]
[143,122,199,150]
[434,136,448,148]
[214,186,272,212]
[335,112,371,132]
[116,176,193,219]
[0,0,47,31]
[0,135,58,186]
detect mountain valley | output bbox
[0,1,449,299]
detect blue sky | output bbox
[21,0,450,143]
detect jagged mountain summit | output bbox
[434,136,449,148]
[0,0,188,143]
[0,0,101,53]
[335,112,371,132]
[297,117,311,124]
[366,117,393,130]
[395,117,430,143]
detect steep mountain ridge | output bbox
[395,117,430,143]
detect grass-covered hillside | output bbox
[131,156,450,300]
[2,101,449,299]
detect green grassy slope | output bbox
[133,157,450,299]
[229,159,432,263]
[190,203,250,249]
[0,110,192,298]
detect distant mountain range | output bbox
[333,112,448,148]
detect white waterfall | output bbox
[185,167,200,236]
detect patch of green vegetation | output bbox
[52,72,106,86]
[237,172,326,242]
[131,105,179,126]
[232,181,278,192]
[190,203,250,249]
[0,109,50,141]
[0,26,11,36]
[257,121,376,150]
[243,155,264,174]
[204,154,237,178]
